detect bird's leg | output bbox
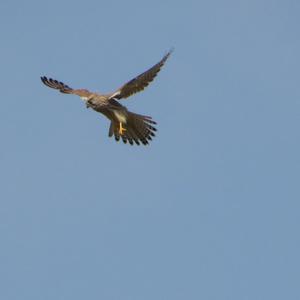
[119,122,127,135]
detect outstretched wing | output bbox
[40,76,92,97]
[109,49,173,100]
[40,76,75,94]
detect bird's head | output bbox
[86,97,97,109]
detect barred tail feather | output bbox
[108,112,157,146]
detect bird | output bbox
[41,50,172,146]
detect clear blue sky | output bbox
[1,0,300,299]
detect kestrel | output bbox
[41,50,172,145]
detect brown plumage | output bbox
[41,49,172,145]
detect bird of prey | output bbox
[41,50,172,145]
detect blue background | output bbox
[1,0,300,299]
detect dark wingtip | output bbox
[40,76,50,86]
[169,47,175,54]
[164,47,174,60]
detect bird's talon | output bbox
[119,123,126,135]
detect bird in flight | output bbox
[41,50,172,146]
